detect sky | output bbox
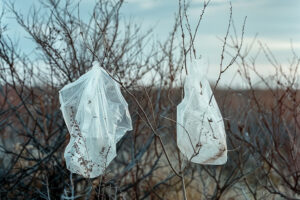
[1,0,300,88]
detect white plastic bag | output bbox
[59,62,132,178]
[177,59,227,164]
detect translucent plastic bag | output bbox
[177,59,227,164]
[59,62,132,178]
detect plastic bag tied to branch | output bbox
[59,62,132,178]
[177,59,227,165]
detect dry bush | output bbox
[0,0,299,199]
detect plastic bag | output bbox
[177,59,227,164]
[59,62,132,178]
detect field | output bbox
[1,86,299,199]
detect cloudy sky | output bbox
[121,0,300,88]
[2,0,300,88]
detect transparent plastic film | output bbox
[177,59,227,165]
[59,62,132,178]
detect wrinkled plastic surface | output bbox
[177,59,227,164]
[59,62,132,178]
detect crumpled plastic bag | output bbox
[59,62,132,178]
[177,59,227,164]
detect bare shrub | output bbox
[0,0,298,199]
